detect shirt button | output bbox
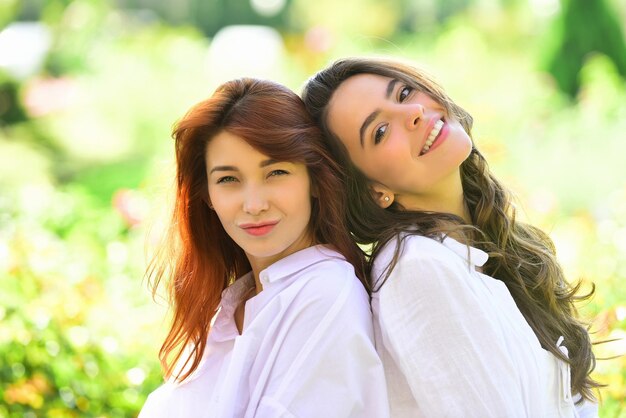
[260,272,269,283]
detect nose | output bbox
[405,103,425,130]
[243,185,269,215]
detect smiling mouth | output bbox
[419,119,444,156]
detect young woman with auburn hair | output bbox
[302,57,600,417]
[139,78,389,417]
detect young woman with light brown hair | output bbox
[302,57,600,417]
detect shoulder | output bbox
[300,246,363,292]
[288,247,370,314]
[375,234,454,265]
[139,377,215,417]
[372,234,461,281]
[139,383,175,417]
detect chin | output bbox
[245,244,286,258]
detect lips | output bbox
[419,117,447,156]
[239,221,278,236]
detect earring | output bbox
[384,196,390,202]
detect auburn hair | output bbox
[301,57,600,401]
[148,78,366,382]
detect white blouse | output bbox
[139,245,389,418]
[371,234,597,418]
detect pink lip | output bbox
[240,221,278,236]
[426,122,448,154]
[419,117,448,156]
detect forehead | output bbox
[206,131,263,162]
[330,73,391,111]
[205,130,309,174]
[327,74,392,150]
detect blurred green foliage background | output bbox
[1,0,625,416]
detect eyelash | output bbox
[373,85,414,145]
[216,175,237,184]
[268,169,289,177]
[215,169,289,184]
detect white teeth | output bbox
[421,119,444,154]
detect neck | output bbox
[247,260,267,296]
[396,171,470,223]
[246,233,315,295]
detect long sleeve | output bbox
[376,251,528,417]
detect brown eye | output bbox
[374,124,388,145]
[399,86,413,102]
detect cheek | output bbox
[295,185,312,213]
[449,128,473,159]
[369,142,409,179]
[208,190,236,221]
[286,181,312,223]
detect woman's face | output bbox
[326,73,472,210]
[206,131,313,272]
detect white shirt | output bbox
[371,234,597,418]
[140,245,389,418]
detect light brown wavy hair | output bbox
[148,78,367,382]
[301,57,599,401]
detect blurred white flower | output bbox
[250,0,286,17]
[207,25,285,85]
[0,22,51,79]
[126,367,146,385]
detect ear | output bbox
[202,191,214,210]
[370,183,394,208]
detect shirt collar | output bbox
[220,272,254,309]
[208,273,254,343]
[441,236,489,267]
[260,244,344,285]
[210,245,342,344]
[216,245,343,314]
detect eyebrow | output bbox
[359,79,398,147]
[208,159,280,174]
